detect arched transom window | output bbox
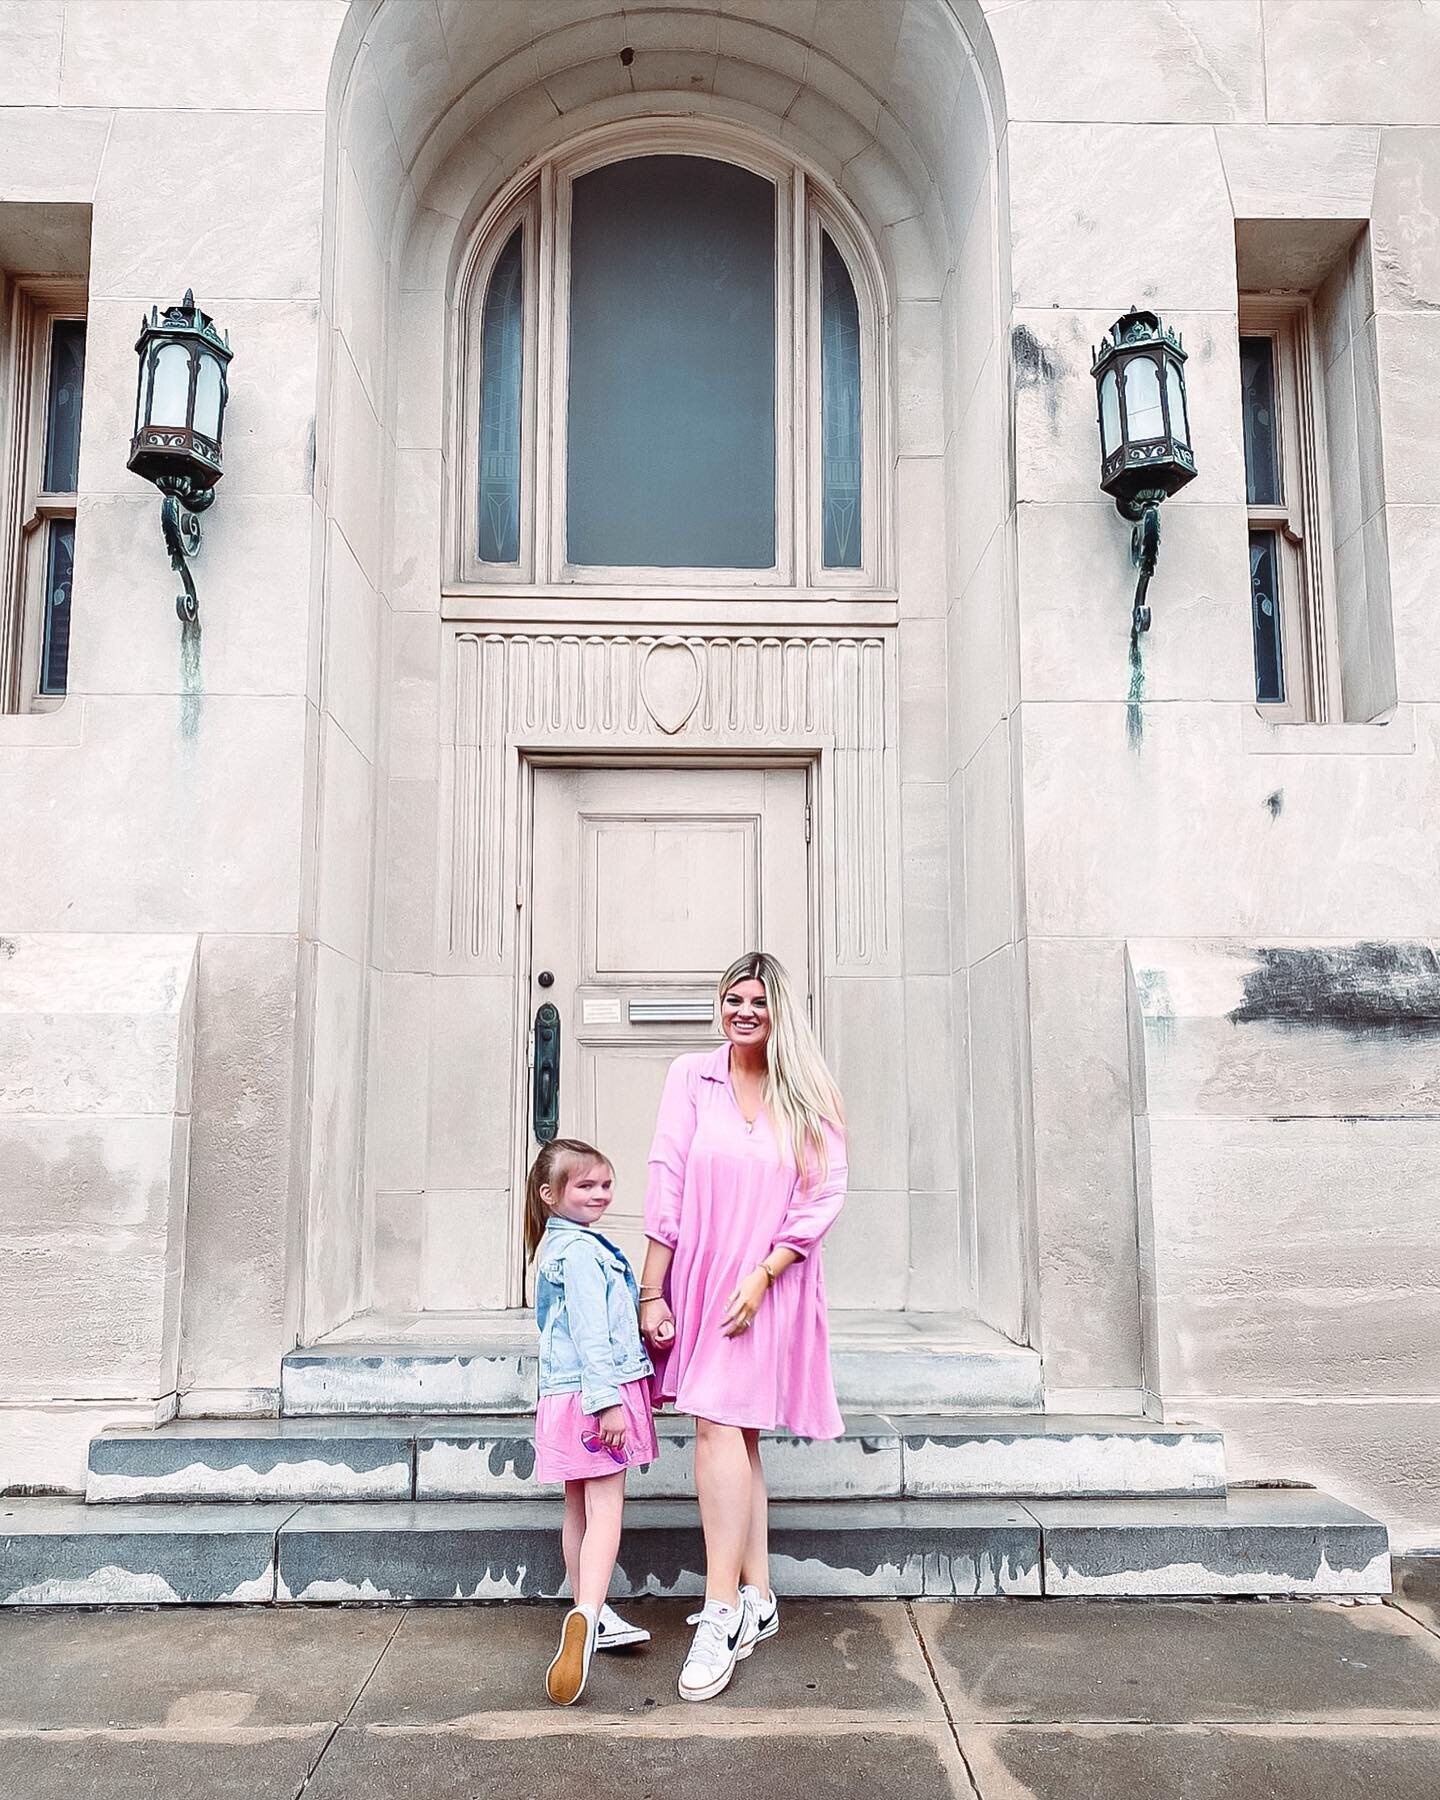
[455,127,886,590]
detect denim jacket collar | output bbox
[542,1215,627,1262]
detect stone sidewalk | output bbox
[1,1560,1436,1798]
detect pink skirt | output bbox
[533,1378,658,1484]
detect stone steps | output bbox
[85,1413,1227,1506]
[0,1489,1390,1606]
[280,1310,1045,1417]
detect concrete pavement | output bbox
[1,1560,1437,1797]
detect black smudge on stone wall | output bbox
[1230,943,1440,1036]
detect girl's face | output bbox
[545,1160,614,1226]
[721,978,771,1052]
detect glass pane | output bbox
[150,342,192,428]
[820,233,862,570]
[1250,528,1285,704]
[1123,355,1164,440]
[1165,357,1189,447]
[567,154,776,569]
[193,353,224,440]
[477,225,524,564]
[40,519,74,697]
[43,319,85,493]
[1099,367,1121,456]
[1240,335,1279,505]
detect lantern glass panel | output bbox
[1124,354,1165,441]
[1099,367,1121,456]
[193,353,223,440]
[149,342,193,428]
[1165,357,1189,447]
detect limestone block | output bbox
[782,87,874,175]
[395,288,446,453]
[898,618,948,782]
[944,177,1000,421]
[180,933,300,1395]
[1028,937,1144,1394]
[1016,501,1254,704]
[904,975,960,1184]
[87,1417,414,1505]
[948,366,1009,594]
[1007,123,1235,312]
[0,1402,157,1499]
[884,213,942,305]
[1376,312,1440,507]
[894,300,946,456]
[427,975,518,1191]
[906,1190,966,1312]
[968,942,1032,1342]
[1387,504,1440,704]
[824,978,908,1190]
[1021,701,1440,939]
[389,449,444,612]
[544,54,631,118]
[950,522,1014,770]
[896,456,948,620]
[420,1190,511,1311]
[90,110,325,301]
[314,717,375,966]
[301,945,365,1339]
[1372,128,1440,313]
[323,526,381,765]
[0,106,110,201]
[1218,124,1380,220]
[1013,310,1246,508]
[1128,939,1440,1121]
[0,696,307,934]
[822,1192,909,1311]
[0,934,196,1402]
[362,0,451,170]
[0,1500,287,1604]
[328,341,386,589]
[370,975,432,1193]
[0,2,62,104]
[334,155,388,412]
[343,51,411,251]
[900,781,951,975]
[371,1190,423,1314]
[962,717,1017,963]
[991,0,1263,124]
[79,298,322,499]
[1265,0,1440,126]
[69,495,313,701]
[382,777,440,973]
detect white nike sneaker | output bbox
[739,1583,779,1654]
[595,1602,651,1649]
[677,1598,754,1701]
[545,1604,597,1705]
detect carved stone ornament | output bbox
[640,638,703,735]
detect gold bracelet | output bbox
[759,1260,777,1288]
[639,1292,664,1304]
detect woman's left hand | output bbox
[720,1267,771,1338]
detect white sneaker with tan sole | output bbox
[678,1599,757,1702]
[546,1604,597,1705]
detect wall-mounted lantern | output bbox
[128,291,233,623]
[1092,308,1196,635]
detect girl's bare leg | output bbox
[694,1416,752,1609]
[574,1471,627,1612]
[738,1428,771,1598]
[562,1481,586,1599]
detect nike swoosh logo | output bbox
[727,1622,743,1650]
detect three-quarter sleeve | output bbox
[644,1054,698,1248]
[773,1121,848,1259]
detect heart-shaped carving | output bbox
[640,639,702,736]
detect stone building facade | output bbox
[0,0,1436,1555]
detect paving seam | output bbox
[904,1598,984,1799]
[293,1606,407,1795]
[1386,1595,1440,1648]
[346,1711,977,1742]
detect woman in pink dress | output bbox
[639,950,847,1703]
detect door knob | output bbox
[537,969,555,988]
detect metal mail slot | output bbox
[628,998,715,1025]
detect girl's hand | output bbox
[640,1295,675,1346]
[720,1268,771,1338]
[596,1404,627,1451]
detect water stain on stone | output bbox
[1230,944,1440,1036]
[1264,788,1284,819]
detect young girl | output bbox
[528,1138,659,1705]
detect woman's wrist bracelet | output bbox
[759,1259,778,1287]
[638,1292,664,1305]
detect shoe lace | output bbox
[684,1609,731,1662]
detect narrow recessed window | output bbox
[1249,528,1284,705]
[40,518,74,697]
[820,233,862,570]
[43,319,85,492]
[477,225,524,565]
[566,155,777,569]
[1239,335,1279,506]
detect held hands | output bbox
[596,1403,627,1451]
[720,1266,772,1338]
[640,1296,675,1347]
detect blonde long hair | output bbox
[717,951,844,1182]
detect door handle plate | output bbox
[533,1002,561,1142]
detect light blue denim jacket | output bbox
[535,1218,653,1414]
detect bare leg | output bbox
[561,1481,586,1599]
[574,1471,627,1612]
[738,1429,771,1598]
[694,1417,752,1610]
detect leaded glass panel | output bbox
[40,519,74,696]
[44,320,85,493]
[820,232,862,570]
[478,225,524,564]
[1240,335,1279,506]
[1250,528,1284,704]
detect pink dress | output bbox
[645,1043,847,1440]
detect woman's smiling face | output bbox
[721,978,770,1052]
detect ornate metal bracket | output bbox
[157,481,215,624]
[1123,489,1166,636]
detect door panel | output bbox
[529,764,811,1274]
